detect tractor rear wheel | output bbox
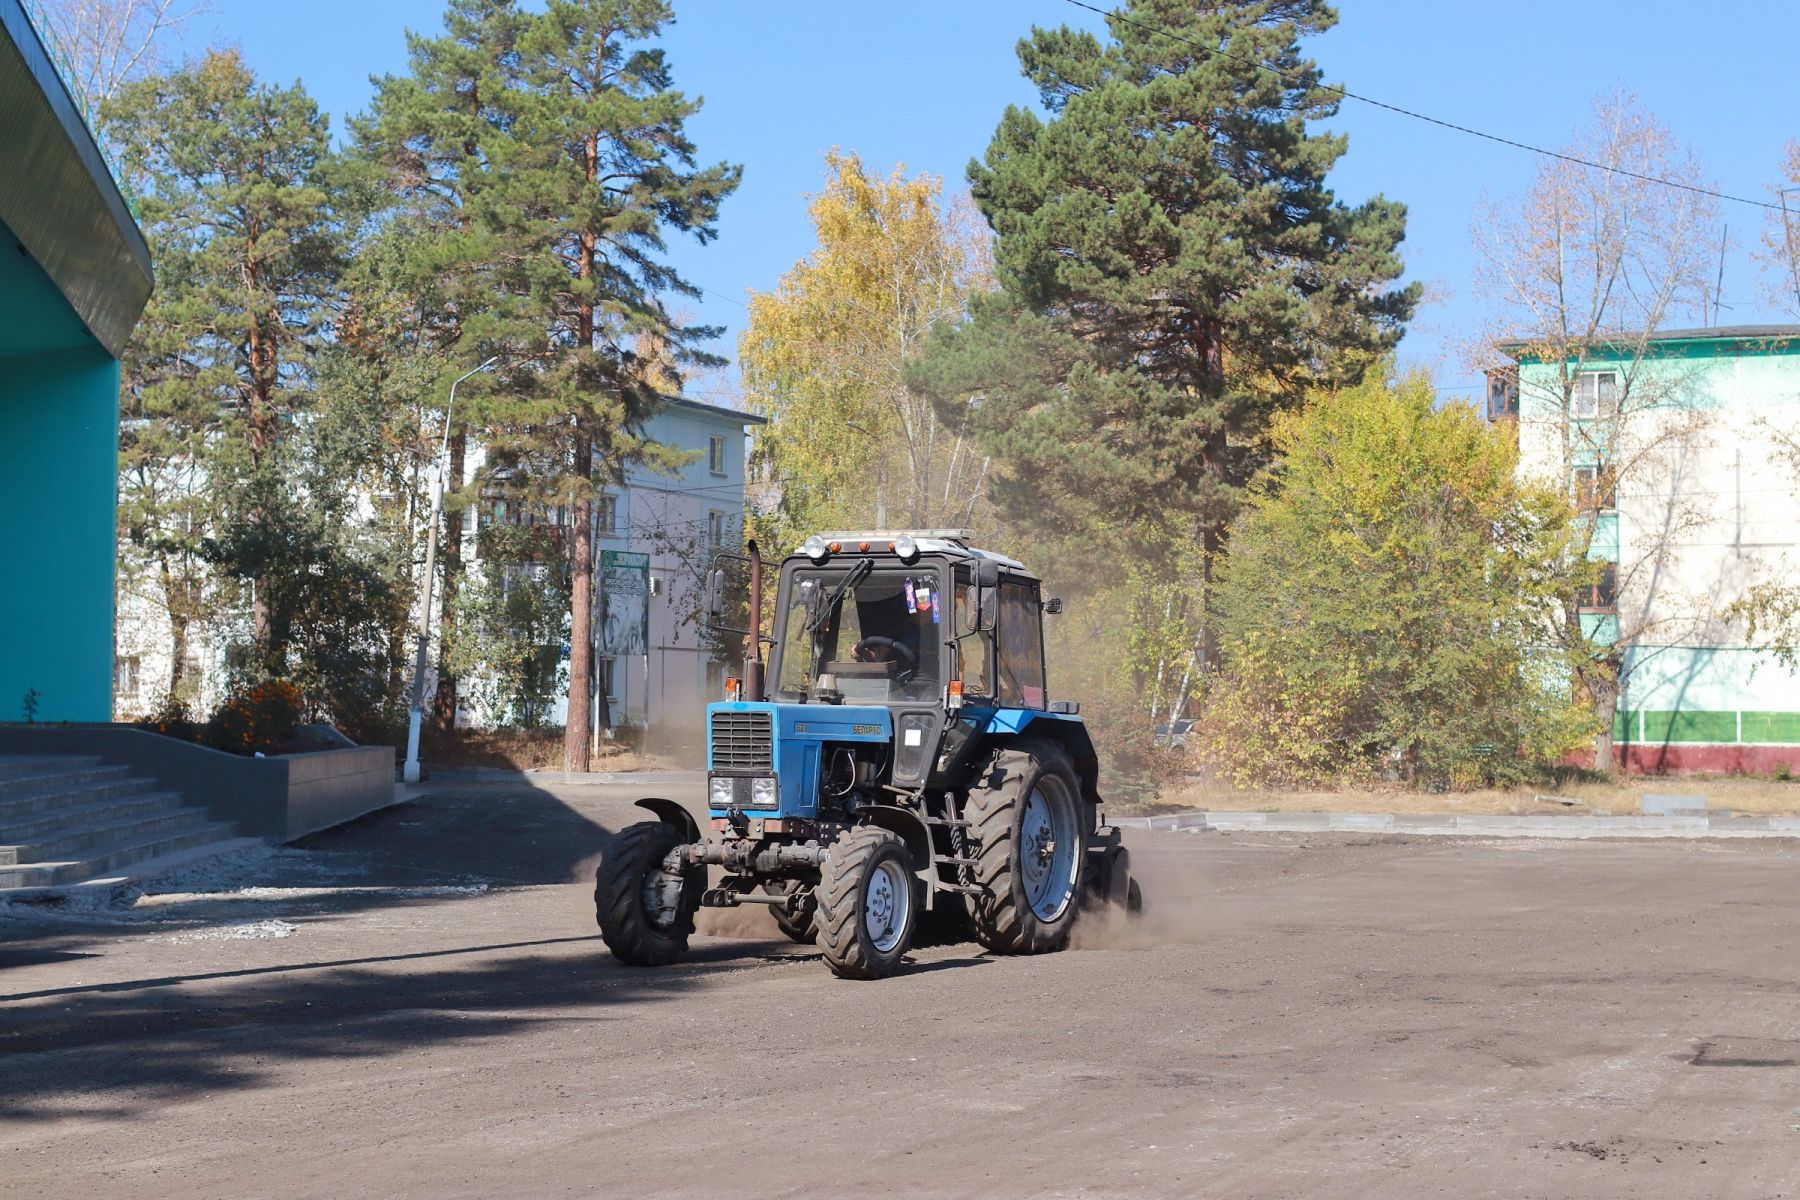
[595,820,698,967]
[763,880,818,944]
[815,827,915,979]
[963,738,1087,954]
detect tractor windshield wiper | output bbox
[806,557,872,635]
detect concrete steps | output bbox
[0,753,238,889]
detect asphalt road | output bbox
[4,779,1800,1199]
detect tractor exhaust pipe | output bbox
[745,538,766,703]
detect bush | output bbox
[1200,369,1595,789]
[137,696,204,745]
[205,680,305,756]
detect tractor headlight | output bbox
[749,776,779,808]
[708,776,735,808]
[804,535,829,561]
[893,534,918,562]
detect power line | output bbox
[1060,0,1784,214]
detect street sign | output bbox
[600,550,650,657]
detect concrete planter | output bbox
[0,724,396,841]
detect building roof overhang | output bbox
[664,393,768,425]
[1498,324,1800,363]
[0,0,153,359]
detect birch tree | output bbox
[1472,91,1721,770]
[38,0,204,114]
[739,151,996,548]
[1761,140,1800,318]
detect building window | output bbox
[1572,464,1617,511]
[597,493,618,535]
[600,657,618,701]
[1486,367,1519,421]
[1577,563,1618,610]
[1571,371,1618,419]
[708,510,726,548]
[114,655,140,700]
[709,434,727,476]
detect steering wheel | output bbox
[854,636,916,680]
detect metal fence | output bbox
[14,0,140,217]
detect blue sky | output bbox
[179,0,1800,406]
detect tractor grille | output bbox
[711,711,774,771]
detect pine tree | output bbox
[106,50,341,674]
[909,0,1417,661]
[479,0,739,769]
[352,0,525,732]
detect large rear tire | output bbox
[964,738,1088,954]
[815,826,915,979]
[595,820,698,966]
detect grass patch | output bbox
[1155,774,1800,817]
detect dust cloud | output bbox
[1069,842,1210,951]
[695,901,781,940]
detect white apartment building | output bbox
[1496,325,1800,772]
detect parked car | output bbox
[1153,718,1197,750]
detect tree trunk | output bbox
[1592,662,1621,774]
[564,431,595,773]
[161,554,190,708]
[433,429,467,733]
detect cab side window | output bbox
[995,580,1045,709]
[954,582,993,699]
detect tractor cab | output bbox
[763,531,1050,710]
[705,531,1056,818]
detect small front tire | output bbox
[595,820,698,967]
[815,827,916,980]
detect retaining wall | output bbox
[0,724,395,840]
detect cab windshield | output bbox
[775,564,946,704]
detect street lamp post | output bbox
[403,357,499,785]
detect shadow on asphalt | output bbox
[0,781,1017,1119]
[0,930,798,1121]
[0,782,623,951]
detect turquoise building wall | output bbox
[1,2,154,723]
[0,346,122,722]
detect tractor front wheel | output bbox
[595,820,698,967]
[964,738,1087,954]
[815,827,916,979]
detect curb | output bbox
[416,768,700,787]
[1111,810,1800,840]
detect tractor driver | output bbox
[845,580,937,693]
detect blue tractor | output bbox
[594,530,1140,979]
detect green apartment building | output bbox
[1495,326,1800,772]
[0,2,153,722]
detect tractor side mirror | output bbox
[1042,597,1063,615]
[705,566,726,626]
[969,559,1000,633]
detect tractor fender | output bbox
[634,797,701,844]
[853,804,932,873]
[980,713,1104,809]
[853,803,938,910]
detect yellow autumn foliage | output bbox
[739,151,994,547]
